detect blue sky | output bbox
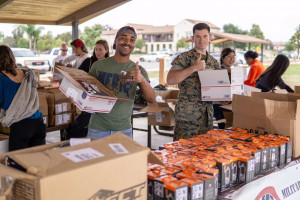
[1,0,299,42]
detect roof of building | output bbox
[184,31,272,45]
[102,24,174,35]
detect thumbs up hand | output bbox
[129,61,145,83]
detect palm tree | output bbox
[18,24,44,50]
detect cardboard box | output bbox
[232,92,300,157]
[0,134,9,154]
[48,112,73,127]
[38,92,48,116]
[0,133,163,200]
[295,86,300,93]
[48,102,72,115]
[140,90,179,126]
[56,66,118,113]
[0,123,10,134]
[198,69,244,101]
[42,116,48,128]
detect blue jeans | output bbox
[87,128,133,139]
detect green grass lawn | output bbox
[148,64,300,88]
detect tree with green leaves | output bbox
[288,25,300,58]
[18,24,44,50]
[12,25,25,46]
[17,38,29,48]
[80,24,103,49]
[248,24,266,50]
[135,39,146,52]
[222,23,248,50]
[176,37,189,50]
[56,32,72,44]
[0,32,4,43]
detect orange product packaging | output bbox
[215,157,232,191]
[197,174,218,200]
[147,167,168,200]
[164,179,189,200]
[152,175,178,199]
[181,177,205,200]
[237,153,255,184]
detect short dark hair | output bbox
[220,48,235,64]
[244,50,258,59]
[193,23,210,35]
[0,45,17,76]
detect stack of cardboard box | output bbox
[140,89,179,127]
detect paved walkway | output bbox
[46,117,174,150]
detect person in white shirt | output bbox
[63,39,89,69]
[52,44,69,67]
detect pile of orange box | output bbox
[148,127,292,200]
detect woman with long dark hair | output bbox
[244,50,265,87]
[255,54,294,92]
[0,45,46,151]
[78,40,110,73]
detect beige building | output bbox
[101,19,221,53]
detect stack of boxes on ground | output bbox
[147,128,292,200]
[37,88,74,127]
[0,133,164,200]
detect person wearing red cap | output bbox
[88,26,155,139]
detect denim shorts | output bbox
[87,128,132,139]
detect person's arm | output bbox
[62,54,76,66]
[129,62,155,103]
[167,56,205,85]
[278,78,294,93]
[244,65,258,86]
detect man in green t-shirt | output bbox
[88,26,155,138]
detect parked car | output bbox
[158,48,175,56]
[139,52,170,62]
[11,48,51,72]
[40,47,72,67]
[171,50,189,61]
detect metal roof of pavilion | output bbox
[0,0,130,25]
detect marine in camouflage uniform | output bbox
[171,48,220,140]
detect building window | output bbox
[169,44,172,49]
[163,44,166,49]
[151,44,154,52]
[157,44,160,51]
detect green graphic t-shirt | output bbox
[88,57,149,131]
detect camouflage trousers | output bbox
[173,101,214,141]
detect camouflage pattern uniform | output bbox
[171,48,220,140]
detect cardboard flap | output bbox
[220,104,232,111]
[140,104,169,113]
[148,152,165,166]
[56,66,116,97]
[167,102,176,111]
[4,133,155,178]
[198,70,230,86]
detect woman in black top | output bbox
[255,54,294,93]
[78,40,110,73]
